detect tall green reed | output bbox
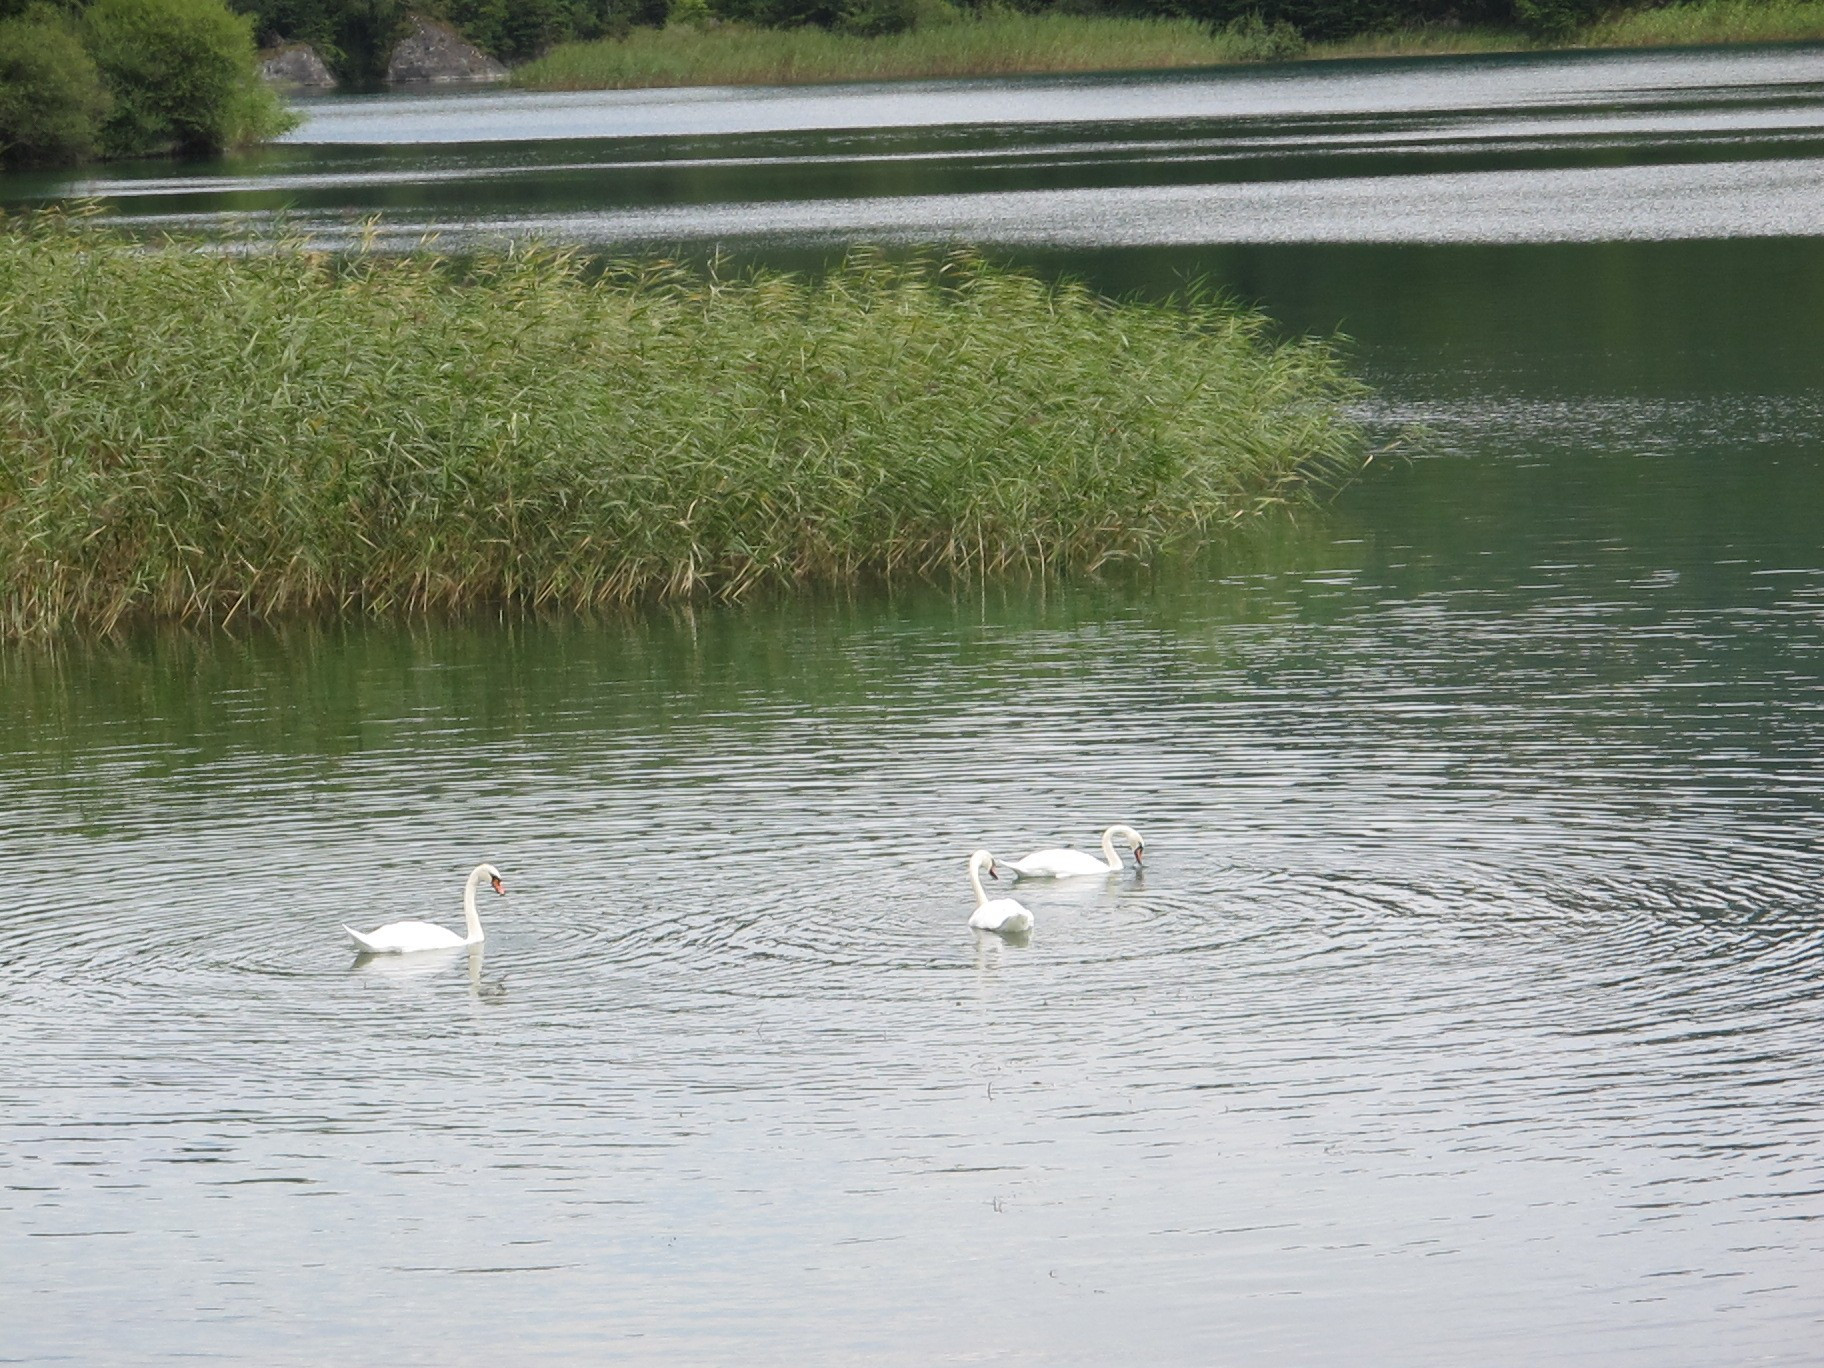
[0,215,1368,637]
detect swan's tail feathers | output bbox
[344,924,381,952]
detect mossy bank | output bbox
[0,217,1368,638]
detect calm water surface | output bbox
[4,44,1824,1367]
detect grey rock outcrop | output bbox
[386,16,508,85]
[259,42,337,90]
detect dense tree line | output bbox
[225,1,668,78]
[0,0,291,167]
[223,0,1626,79]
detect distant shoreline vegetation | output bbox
[220,0,1824,95]
[510,0,1824,91]
[10,4,1822,169]
[0,216,1368,638]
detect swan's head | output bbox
[483,863,506,896]
[1111,825,1144,863]
[969,849,999,881]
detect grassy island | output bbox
[0,217,1367,638]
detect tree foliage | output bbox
[0,0,290,166]
[85,0,291,157]
[0,8,112,168]
[227,0,668,72]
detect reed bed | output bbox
[0,215,1367,637]
[1581,0,1824,47]
[1310,26,1538,59]
[1318,1,1824,58]
[513,13,1256,90]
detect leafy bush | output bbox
[835,0,961,37]
[0,7,111,168]
[709,0,843,30]
[83,0,294,158]
[1511,0,1601,39]
[1174,0,1508,43]
[1218,11,1305,58]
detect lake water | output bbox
[4,45,1824,1366]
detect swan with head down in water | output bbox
[965,850,1033,934]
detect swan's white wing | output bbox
[1005,847,1109,878]
[346,919,466,953]
[969,898,1034,933]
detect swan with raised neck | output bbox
[344,863,505,954]
[1002,825,1144,879]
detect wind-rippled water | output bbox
[9,44,1824,249]
[6,42,1824,1368]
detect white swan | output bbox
[1002,824,1144,879]
[345,863,505,954]
[966,850,1033,934]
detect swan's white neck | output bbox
[461,865,489,945]
[968,853,993,907]
[1099,828,1124,871]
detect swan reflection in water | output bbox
[350,942,506,1002]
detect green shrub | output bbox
[1179,0,1506,43]
[835,0,960,36]
[1218,11,1305,59]
[83,0,294,159]
[667,0,713,27]
[1511,0,1601,40]
[0,7,111,168]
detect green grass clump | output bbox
[513,13,1269,90]
[0,214,1367,637]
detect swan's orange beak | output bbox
[490,875,506,895]
[988,865,999,880]
[1134,846,1144,864]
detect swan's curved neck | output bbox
[1100,828,1123,871]
[968,856,991,907]
[461,866,488,945]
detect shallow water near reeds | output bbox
[6,43,1824,1368]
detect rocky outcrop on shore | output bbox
[259,42,337,90]
[386,16,509,85]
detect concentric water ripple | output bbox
[6,423,1824,1363]
[7,44,1824,1363]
